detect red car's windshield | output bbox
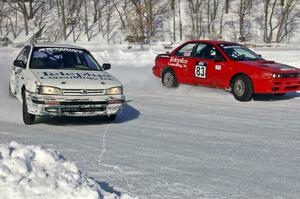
[218,44,263,61]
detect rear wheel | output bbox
[22,91,35,125]
[162,69,178,88]
[231,74,253,102]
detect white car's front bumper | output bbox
[25,92,125,117]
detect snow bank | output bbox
[94,48,158,68]
[0,141,135,199]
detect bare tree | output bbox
[121,0,169,43]
[171,0,176,42]
[187,0,205,39]
[239,0,252,41]
[178,0,182,41]
[4,0,44,36]
[0,0,298,44]
[275,0,298,42]
[208,0,220,34]
[112,0,126,30]
[262,0,278,43]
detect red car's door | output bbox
[169,43,198,83]
[188,58,215,86]
[187,43,226,86]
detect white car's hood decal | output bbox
[31,69,121,89]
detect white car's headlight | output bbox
[106,87,123,95]
[39,86,63,95]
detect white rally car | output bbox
[9,44,125,125]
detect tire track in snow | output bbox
[63,125,134,193]
[97,124,132,191]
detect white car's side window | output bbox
[16,46,31,66]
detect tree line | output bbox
[0,0,299,43]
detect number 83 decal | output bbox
[195,62,207,78]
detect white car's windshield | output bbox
[219,44,263,61]
[30,47,102,71]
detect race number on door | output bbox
[195,64,206,78]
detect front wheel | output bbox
[22,92,35,125]
[231,74,253,102]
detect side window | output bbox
[174,43,197,57]
[16,46,31,65]
[193,44,225,60]
[193,44,209,58]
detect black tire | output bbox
[22,91,35,125]
[162,69,178,88]
[105,114,117,121]
[231,74,253,102]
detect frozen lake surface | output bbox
[0,45,300,199]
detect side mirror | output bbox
[102,63,111,70]
[13,60,26,68]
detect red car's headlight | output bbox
[272,74,282,78]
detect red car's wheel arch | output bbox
[230,73,254,91]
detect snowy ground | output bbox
[0,44,300,199]
[0,141,127,199]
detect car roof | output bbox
[32,43,85,49]
[186,40,239,45]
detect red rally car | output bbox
[152,40,300,101]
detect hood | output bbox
[240,60,300,74]
[30,69,122,89]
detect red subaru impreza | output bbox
[153,40,300,101]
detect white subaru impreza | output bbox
[9,44,125,125]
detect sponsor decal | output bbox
[39,48,84,54]
[183,51,191,57]
[197,62,206,66]
[168,56,188,68]
[215,65,222,70]
[220,45,242,49]
[38,71,113,81]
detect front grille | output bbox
[284,86,299,90]
[61,107,105,112]
[62,89,105,96]
[46,106,105,113]
[60,101,107,106]
[281,73,300,78]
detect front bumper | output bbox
[26,92,125,117]
[254,77,300,93]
